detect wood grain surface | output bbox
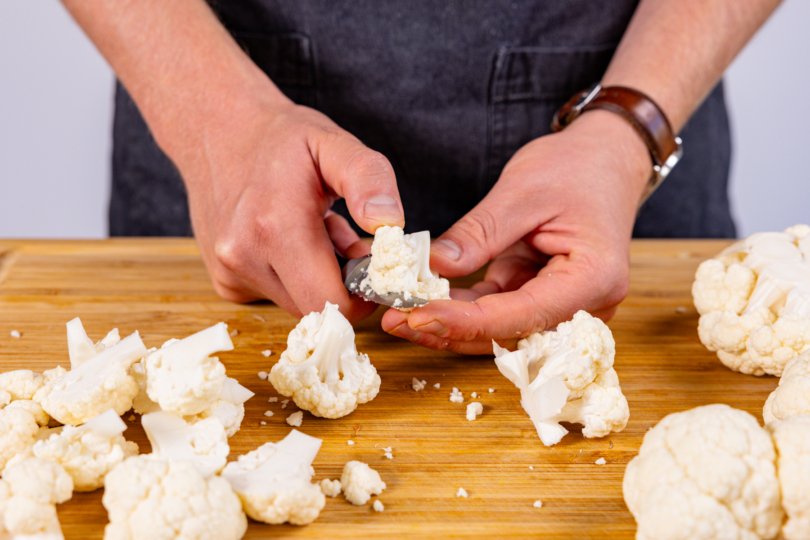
[0,239,779,539]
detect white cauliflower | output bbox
[5,400,50,426]
[493,310,629,446]
[340,461,386,506]
[364,225,450,303]
[763,350,810,424]
[142,411,228,478]
[220,429,326,525]
[102,454,247,540]
[767,414,810,540]
[269,302,380,419]
[693,225,810,376]
[0,370,45,401]
[0,457,73,538]
[320,479,341,498]
[144,323,231,416]
[33,409,138,491]
[35,332,147,425]
[66,317,120,369]
[623,404,783,540]
[0,407,40,473]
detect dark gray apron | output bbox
[110,0,735,239]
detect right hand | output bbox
[177,100,404,321]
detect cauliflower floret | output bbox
[767,414,810,540]
[693,226,810,377]
[102,454,247,540]
[340,461,386,506]
[184,378,254,438]
[623,404,783,540]
[269,302,380,419]
[66,317,120,369]
[221,430,326,525]
[145,323,231,416]
[33,409,138,491]
[0,370,45,401]
[5,399,50,426]
[493,311,629,446]
[364,225,450,303]
[0,457,72,537]
[35,332,147,425]
[320,478,341,498]
[0,407,40,472]
[142,411,228,478]
[763,351,810,423]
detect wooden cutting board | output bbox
[0,239,778,539]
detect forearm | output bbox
[603,0,782,132]
[60,0,289,165]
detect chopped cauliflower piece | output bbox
[456,487,468,498]
[33,409,138,491]
[287,411,303,427]
[102,454,247,540]
[533,500,543,508]
[466,402,483,421]
[36,332,147,425]
[9,330,20,338]
[0,407,40,473]
[0,370,45,401]
[221,430,326,525]
[412,378,426,391]
[269,302,380,419]
[767,414,810,540]
[365,226,450,304]
[262,350,273,357]
[142,411,229,478]
[184,377,254,438]
[320,478,341,498]
[373,499,384,512]
[264,410,274,417]
[0,457,72,538]
[341,461,386,505]
[145,323,231,416]
[595,458,606,465]
[268,397,278,403]
[493,311,629,446]
[449,388,463,403]
[433,383,441,389]
[383,452,393,459]
[347,440,355,446]
[258,371,268,380]
[764,350,810,423]
[489,388,495,393]
[5,399,49,426]
[623,404,783,540]
[281,399,289,409]
[65,317,120,369]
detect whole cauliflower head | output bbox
[767,414,810,540]
[623,404,783,540]
[269,302,381,419]
[0,407,40,472]
[365,225,450,303]
[494,310,629,446]
[693,226,810,376]
[0,457,73,536]
[340,460,386,506]
[221,430,326,525]
[33,409,138,491]
[145,323,231,416]
[763,350,810,423]
[102,455,247,540]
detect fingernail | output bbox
[432,239,461,261]
[414,320,447,336]
[364,197,402,224]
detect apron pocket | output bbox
[233,32,316,108]
[484,44,616,191]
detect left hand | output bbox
[381,110,652,354]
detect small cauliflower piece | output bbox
[102,454,247,540]
[412,378,426,391]
[141,411,228,478]
[286,411,304,427]
[623,404,783,540]
[493,311,629,446]
[66,317,120,369]
[185,378,255,438]
[0,370,45,401]
[466,402,483,421]
[449,388,463,403]
[0,407,40,472]
[767,414,810,540]
[5,399,50,426]
[221,430,326,525]
[0,457,73,538]
[456,487,468,498]
[365,226,450,304]
[320,479,341,498]
[145,323,231,416]
[372,499,384,512]
[764,351,810,423]
[341,461,385,506]
[36,332,147,425]
[33,409,138,492]
[269,302,380,419]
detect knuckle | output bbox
[213,238,246,275]
[344,149,394,183]
[457,208,499,249]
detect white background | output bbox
[0,1,807,239]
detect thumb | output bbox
[430,189,534,278]
[313,131,404,234]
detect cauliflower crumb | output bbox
[281,399,289,409]
[9,330,20,338]
[320,478,342,498]
[263,410,274,417]
[433,383,441,389]
[466,402,483,421]
[381,446,392,452]
[261,350,273,357]
[595,457,606,465]
[268,397,278,403]
[412,378,426,391]
[348,440,355,445]
[533,500,543,508]
[383,452,393,459]
[675,306,688,314]
[286,411,303,427]
[471,392,477,398]
[258,371,268,380]
[373,500,384,512]
[488,388,494,393]
[229,329,239,338]
[450,388,463,403]
[456,487,468,498]
[529,466,534,470]
[260,421,266,425]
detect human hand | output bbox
[178,99,404,321]
[381,110,651,353]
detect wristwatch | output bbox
[551,83,682,206]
